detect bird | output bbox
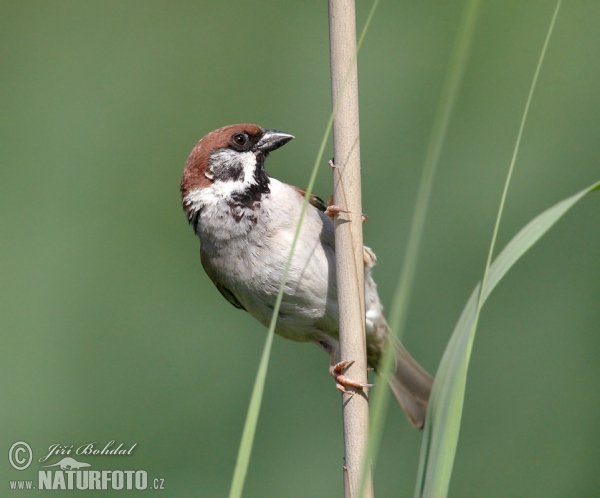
[180,124,432,428]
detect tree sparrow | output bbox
[180,124,432,428]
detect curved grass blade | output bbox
[415,179,599,498]
[416,2,564,496]
[227,2,380,497]
[358,1,480,496]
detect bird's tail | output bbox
[387,339,433,429]
[362,246,432,428]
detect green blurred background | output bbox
[2,1,599,496]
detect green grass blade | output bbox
[415,3,563,496]
[415,180,599,498]
[358,1,480,496]
[228,2,380,497]
[228,324,275,498]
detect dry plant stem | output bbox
[328,1,373,497]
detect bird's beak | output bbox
[256,129,294,154]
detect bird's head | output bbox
[180,124,294,200]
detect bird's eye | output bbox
[233,133,247,147]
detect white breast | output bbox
[188,179,339,343]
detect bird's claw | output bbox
[330,359,374,394]
[326,191,368,223]
[324,204,349,220]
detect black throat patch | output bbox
[227,154,270,223]
[230,155,270,206]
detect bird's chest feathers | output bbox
[190,180,337,338]
[198,199,262,242]
[194,181,330,291]
[188,186,276,280]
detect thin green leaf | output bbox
[228,2,380,497]
[415,179,599,498]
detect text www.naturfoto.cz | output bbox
[10,471,155,490]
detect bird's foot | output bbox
[330,359,374,395]
[325,189,368,223]
[324,204,349,220]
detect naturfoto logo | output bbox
[42,457,91,470]
[7,440,165,491]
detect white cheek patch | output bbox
[183,150,259,210]
[208,149,258,198]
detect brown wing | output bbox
[200,250,247,311]
[291,185,327,212]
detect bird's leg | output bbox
[329,350,374,394]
